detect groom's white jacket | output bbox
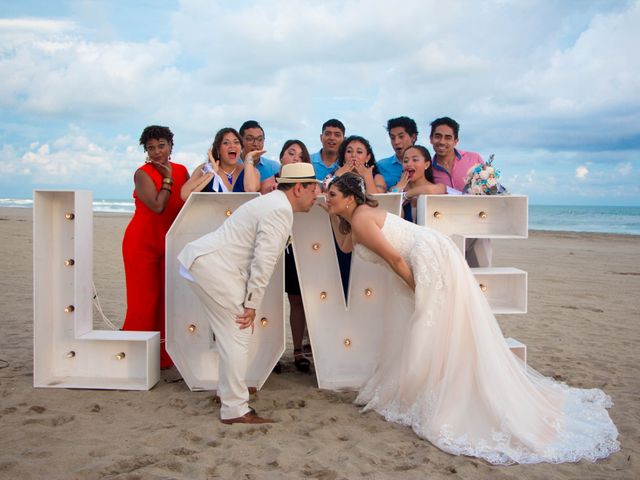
[178,190,293,311]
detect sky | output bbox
[1,0,639,205]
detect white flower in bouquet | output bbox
[463,154,508,195]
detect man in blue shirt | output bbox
[377,116,418,190]
[239,120,281,190]
[310,119,345,181]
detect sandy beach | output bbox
[0,205,638,479]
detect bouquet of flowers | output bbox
[463,154,508,195]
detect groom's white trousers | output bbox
[184,258,252,420]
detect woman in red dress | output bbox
[122,125,189,369]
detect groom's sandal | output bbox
[221,408,274,425]
[293,348,311,373]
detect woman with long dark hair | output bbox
[393,145,446,222]
[180,127,260,199]
[277,140,314,372]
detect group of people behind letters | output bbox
[121,115,482,370]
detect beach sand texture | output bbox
[0,206,638,479]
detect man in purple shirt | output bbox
[430,116,491,267]
[430,117,484,191]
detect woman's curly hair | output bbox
[139,125,174,151]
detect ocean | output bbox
[2,198,639,236]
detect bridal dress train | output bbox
[354,213,620,465]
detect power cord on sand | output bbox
[91,282,166,345]
[92,281,119,331]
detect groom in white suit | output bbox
[178,163,320,424]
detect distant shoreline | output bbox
[2,205,638,238]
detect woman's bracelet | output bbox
[161,186,172,193]
[162,177,174,186]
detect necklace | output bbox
[219,166,237,184]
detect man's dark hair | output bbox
[239,120,264,137]
[386,116,418,137]
[430,117,460,139]
[277,181,315,192]
[139,125,174,150]
[322,118,345,135]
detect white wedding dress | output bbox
[354,212,620,465]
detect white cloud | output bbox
[531,4,640,112]
[0,128,133,186]
[615,162,632,176]
[576,165,589,179]
[0,0,638,205]
[0,37,183,115]
[0,17,75,40]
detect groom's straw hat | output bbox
[276,163,321,184]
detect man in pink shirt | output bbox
[430,116,491,267]
[430,117,484,191]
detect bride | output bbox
[323,172,620,465]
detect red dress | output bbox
[122,162,188,368]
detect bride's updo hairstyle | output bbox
[329,172,379,234]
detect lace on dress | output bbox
[353,213,620,465]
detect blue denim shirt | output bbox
[241,156,281,180]
[376,154,403,189]
[310,150,339,180]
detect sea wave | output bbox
[92,199,135,213]
[0,198,34,208]
[0,197,134,213]
[2,198,638,235]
